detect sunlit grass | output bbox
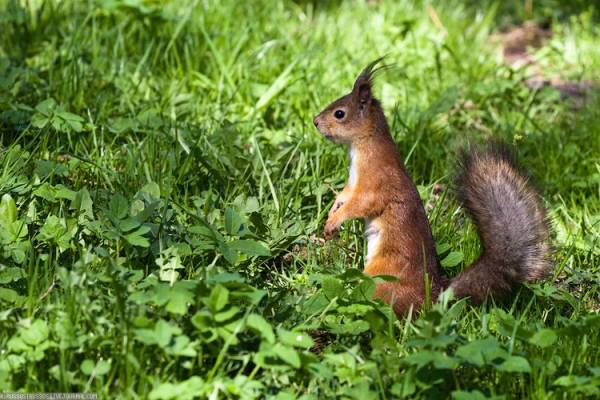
[0,0,598,398]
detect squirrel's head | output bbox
[313,57,388,145]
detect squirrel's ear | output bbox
[353,77,372,106]
[352,56,387,107]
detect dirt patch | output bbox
[492,21,552,68]
[493,21,595,104]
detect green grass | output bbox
[1,0,599,398]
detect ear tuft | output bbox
[352,56,389,105]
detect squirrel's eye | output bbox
[334,110,345,120]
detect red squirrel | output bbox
[313,58,552,317]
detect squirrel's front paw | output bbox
[323,219,340,240]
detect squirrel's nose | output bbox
[313,117,319,127]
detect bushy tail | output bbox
[449,142,552,303]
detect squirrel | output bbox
[312,58,552,317]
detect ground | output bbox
[0,0,599,399]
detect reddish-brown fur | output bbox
[313,59,551,317]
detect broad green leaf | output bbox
[31,112,50,128]
[0,267,25,284]
[497,356,531,373]
[224,207,242,235]
[337,268,366,281]
[7,336,28,352]
[165,283,194,315]
[529,328,557,348]
[134,329,157,345]
[119,217,141,232]
[327,318,370,335]
[190,311,212,331]
[36,215,73,252]
[125,226,151,247]
[451,390,490,400]
[55,316,78,350]
[130,199,145,217]
[241,287,267,306]
[302,292,330,315]
[81,359,95,375]
[1,217,27,242]
[109,193,129,220]
[32,183,76,202]
[554,375,591,386]
[403,350,458,369]
[228,239,270,257]
[35,98,57,114]
[0,194,17,223]
[72,188,94,221]
[322,277,345,299]
[244,197,260,213]
[159,269,178,283]
[38,215,66,242]
[149,376,205,400]
[154,320,182,348]
[337,304,373,315]
[351,279,376,301]
[246,314,275,343]
[456,338,505,367]
[166,335,197,358]
[214,306,240,322]
[54,185,77,201]
[189,225,217,239]
[156,249,184,283]
[0,287,21,304]
[493,309,534,340]
[219,242,239,265]
[149,382,182,400]
[57,110,84,132]
[441,251,464,268]
[435,242,451,256]
[95,360,111,375]
[21,320,49,346]
[140,182,160,199]
[207,272,245,284]
[277,328,314,349]
[81,359,110,376]
[208,285,229,312]
[272,343,301,368]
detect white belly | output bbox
[364,219,381,263]
[348,148,357,188]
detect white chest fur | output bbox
[348,148,358,188]
[364,218,381,264]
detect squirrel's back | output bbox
[449,142,552,302]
